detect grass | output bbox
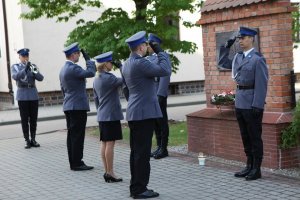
[88,120,187,147]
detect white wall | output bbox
[2,0,204,95]
[172,9,204,82]
[0,0,24,92]
[0,1,8,92]
[294,44,300,73]
[20,5,105,92]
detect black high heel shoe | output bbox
[104,173,123,183]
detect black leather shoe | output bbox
[25,140,31,149]
[245,169,261,181]
[71,164,94,171]
[245,157,262,181]
[153,149,168,159]
[234,167,252,177]
[132,190,159,199]
[150,147,161,157]
[30,140,40,147]
[234,156,253,177]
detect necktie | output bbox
[242,53,245,60]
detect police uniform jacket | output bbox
[219,47,268,109]
[59,60,96,111]
[11,63,44,101]
[122,52,171,121]
[93,72,124,122]
[147,53,171,98]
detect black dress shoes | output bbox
[245,168,261,181]
[71,164,94,171]
[150,147,161,157]
[25,140,31,149]
[153,149,168,159]
[132,190,159,199]
[30,139,40,147]
[234,166,252,177]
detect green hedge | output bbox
[281,100,300,149]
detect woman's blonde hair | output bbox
[96,62,107,76]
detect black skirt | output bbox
[99,121,123,141]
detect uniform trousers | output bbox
[18,100,39,141]
[129,119,155,195]
[154,95,169,148]
[64,110,87,168]
[235,108,264,159]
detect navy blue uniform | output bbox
[59,59,95,168]
[123,51,171,195]
[219,46,268,159]
[147,53,171,154]
[11,62,44,142]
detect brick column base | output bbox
[187,108,300,169]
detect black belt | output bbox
[236,85,254,90]
[18,84,36,88]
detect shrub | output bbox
[281,100,300,149]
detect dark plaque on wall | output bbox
[216,28,260,71]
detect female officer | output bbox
[93,51,123,183]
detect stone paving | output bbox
[1,131,300,200]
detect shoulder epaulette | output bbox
[254,52,262,57]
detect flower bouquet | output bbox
[211,91,235,106]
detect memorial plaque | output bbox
[216,29,260,71]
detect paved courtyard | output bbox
[0,131,300,200]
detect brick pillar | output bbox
[187,0,300,169]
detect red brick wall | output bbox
[187,109,300,169]
[187,0,300,169]
[198,0,295,112]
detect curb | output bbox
[0,100,206,126]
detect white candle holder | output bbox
[198,152,206,166]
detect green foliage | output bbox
[292,3,300,43]
[281,100,300,149]
[19,0,202,71]
[119,121,188,146]
[89,121,187,146]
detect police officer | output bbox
[93,51,123,183]
[147,33,171,159]
[11,48,44,149]
[122,31,171,199]
[59,42,96,171]
[218,27,269,180]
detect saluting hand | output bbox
[111,60,122,69]
[81,49,90,61]
[224,36,236,48]
[149,42,164,54]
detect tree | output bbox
[20,0,203,71]
[292,3,300,45]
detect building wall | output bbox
[187,109,300,169]
[187,0,300,169]
[0,0,203,104]
[199,1,294,113]
[0,0,24,92]
[0,2,7,92]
